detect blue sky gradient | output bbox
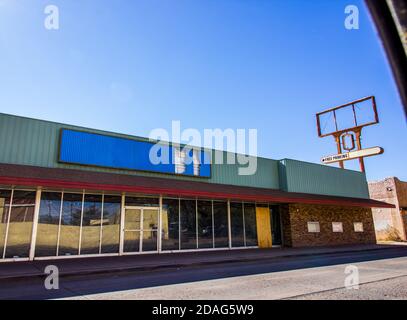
[0,0,406,181]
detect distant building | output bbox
[369,177,407,241]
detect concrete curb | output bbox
[1,245,406,281]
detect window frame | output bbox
[307,221,320,233]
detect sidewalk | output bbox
[0,244,406,281]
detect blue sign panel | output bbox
[59,129,211,178]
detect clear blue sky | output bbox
[0,0,406,181]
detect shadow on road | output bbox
[1,247,407,300]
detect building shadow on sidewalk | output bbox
[1,246,407,300]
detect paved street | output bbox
[292,276,407,300]
[0,247,406,300]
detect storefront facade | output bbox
[0,113,393,262]
[0,189,285,261]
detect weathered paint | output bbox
[255,207,272,248]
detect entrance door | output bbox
[123,207,159,253]
[256,207,272,248]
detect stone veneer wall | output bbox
[280,204,376,247]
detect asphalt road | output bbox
[1,247,406,300]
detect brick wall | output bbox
[281,204,376,247]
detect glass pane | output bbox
[244,203,257,246]
[143,209,159,231]
[125,209,141,230]
[11,190,36,205]
[142,230,158,251]
[180,200,196,250]
[124,231,140,252]
[5,206,34,258]
[36,192,61,257]
[213,201,229,248]
[80,194,102,255]
[125,196,159,207]
[101,195,121,254]
[161,198,179,251]
[197,200,213,249]
[231,202,245,247]
[270,206,282,245]
[123,209,141,253]
[59,193,82,256]
[0,190,11,259]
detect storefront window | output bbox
[0,190,11,259]
[125,196,159,207]
[36,192,62,257]
[197,200,213,249]
[80,194,103,255]
[123,208,141,252]
[142,208,159,251]
[230,202,245,247]
[270,206,282,245]
[213,201,229,248]
[244,203,258,246]
[101,195,121,253]
[4,191,36,258]
[161,198,179,251]
[180,199,197,249]
[0,187,278,258]
[58,193,82,256]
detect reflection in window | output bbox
[125,196,159,207]
[4,191,36,258]
[197,200,213,249]
[231,202,245,247]
[36,192,62,257]
[142,209,159,251]
[213,201,229,248]
[59,193,82,256]
[123,208,141,252]
[244,203,257,246]
[180,200,196,250]
[101,195,121,254]
[80,194,103,255]
[0,190,11,259]
[161,199,179,251]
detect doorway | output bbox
[122,207,159,253]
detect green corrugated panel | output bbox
[278,159,369,199]
[0,113,280,189]
[210,151,280,189]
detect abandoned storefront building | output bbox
[0,113,393,262]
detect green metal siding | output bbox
[278,159,370,199]
[0,113,279,189]
[211,152,280,189]
[0,113,371,197]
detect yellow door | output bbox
[256,207,272,248]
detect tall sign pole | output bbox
[316,96,383,173]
